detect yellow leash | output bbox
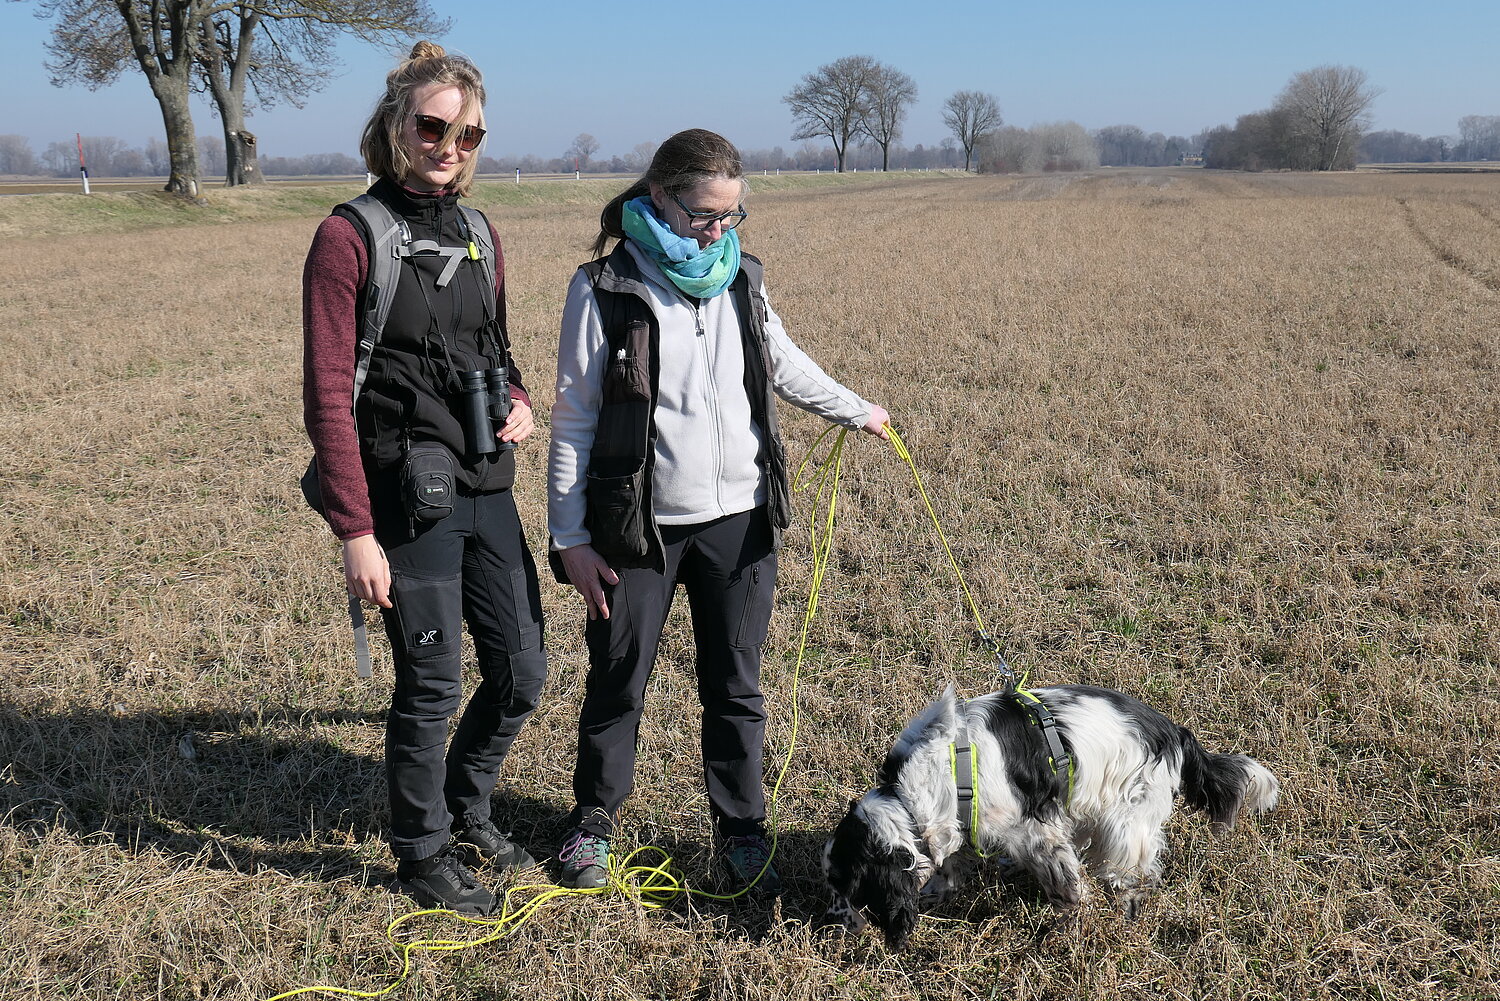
[264,426,855,1001]
[266,422,1040,1000]
[885,425,1025,687]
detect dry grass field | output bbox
[1,166,1497,1000]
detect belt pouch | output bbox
[402,443,455,523]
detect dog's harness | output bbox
[950,648,1075,854]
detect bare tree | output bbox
[942,90,1002,171]
[623,140,658,173]
[36,0,445,192]
[199,134,227,175]
[1457,115,1500,161]
[784,55,880,173]
[0,135,39,175]
[1025,121,1099,173]
[195,2,444,186]
[40,0,203,192]
[565,133,600,171]
[1274,65,1379,171]
[144,136,172,175]
[42,141,75,175]
[857,63,916,171]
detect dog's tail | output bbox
[1177,726,1280,832]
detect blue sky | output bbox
[1,0,1494,160]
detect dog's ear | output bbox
[855,844,921,950]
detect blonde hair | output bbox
[592,128,746,257]
[360,41,486,196]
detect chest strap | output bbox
[949,720,988,857]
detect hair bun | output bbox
[408,40,446,61]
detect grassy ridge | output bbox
[1,167,1497,1000]
[0,170,967,239]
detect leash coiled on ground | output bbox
[266,422,1012,1000]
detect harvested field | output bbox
[1,167,1497,1000]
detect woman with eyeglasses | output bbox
[302,41,547,915]
[548,128,890,893]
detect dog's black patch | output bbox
[974,696,1071,820]
[825,804,921,948]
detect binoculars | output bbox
[457,366,515,456]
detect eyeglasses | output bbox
[670,192,748,232]
[412,113,486,153]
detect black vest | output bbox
[558,242,792,575]
[339,179,515,492]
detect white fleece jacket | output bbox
[549,240,872,550]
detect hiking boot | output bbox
[557,828,610,889]
[396,842,496,915]
[453,819,536,871]
[720,833,781,895]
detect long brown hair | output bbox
[360,41,486,196]
[592,128,745,257]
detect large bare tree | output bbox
[196,2,445,186]
[1273,65,1379,171]
[857,63,916,171]
[942,90,1002,171]
[40,0,203,192]
[36,0,445,191]
[783,55,879,173]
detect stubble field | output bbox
[1,166,1497,1000]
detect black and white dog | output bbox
[822,684,1279,948]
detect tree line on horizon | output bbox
[4,114,1493,182]
[17,10,1498,188]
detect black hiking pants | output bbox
[571,507,777,840]
[375,486,548,861]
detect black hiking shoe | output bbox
[720,833,781,896]
[396,842,497,915]
[453,819,536,871]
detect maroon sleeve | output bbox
[487,220,531,408]
[302,214,375,540]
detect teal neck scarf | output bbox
[621,196,740,299]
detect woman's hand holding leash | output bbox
[343,534,393,608]
[862,404,891,440]
[560,544,619,620]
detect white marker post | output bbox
[76,133,90,195]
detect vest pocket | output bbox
[584,462,650,562]
[602,320,651,403]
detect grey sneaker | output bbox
[557,828,610,889]
[721,834,781,895]
[453,819,536,871]
[396,842,496,915]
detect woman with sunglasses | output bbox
[548,129,890,893]
[302,41,547,915]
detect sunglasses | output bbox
[412,113,486,153]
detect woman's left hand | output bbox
[861,404,891,440]
[499,398,536,445]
